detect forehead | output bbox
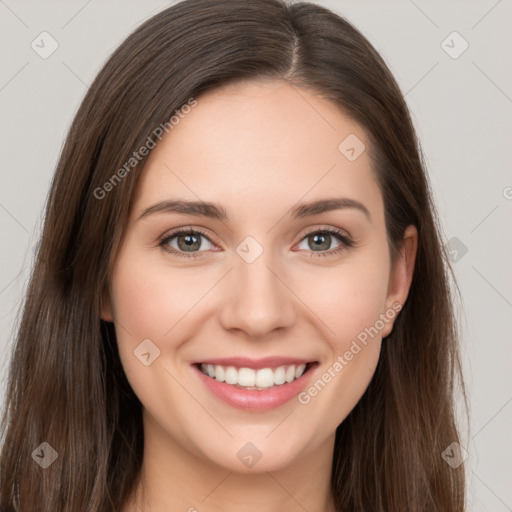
[132,80,383,223]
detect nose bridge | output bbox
[219,236,295,338]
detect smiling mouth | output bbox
[195,362,317,390]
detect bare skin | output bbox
[104,79,418,512]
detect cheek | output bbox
[108,251,212,400]
[299,253,391,347]
[110,251,215,345]
[109,253,212,433]
[293,258,389,430]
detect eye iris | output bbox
[309,233,330,251]
[177,233,201,251]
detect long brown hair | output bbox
[0,0,467,510]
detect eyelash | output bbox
[157,226,354,260]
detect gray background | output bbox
[1,0,511,509]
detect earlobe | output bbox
[382,224,418,337]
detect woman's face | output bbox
[103,80,416,473]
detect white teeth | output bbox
[295,364,306,379]
[285,365,296,383]
[215,365,225,382]
[199,363,310,389]
[225,366,238,385]
[274,366,286,385]
[238,368,255,387]
[255,368,275,388]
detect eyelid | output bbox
[158,225,220,245]
[296,224,353,243]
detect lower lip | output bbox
[193,364,317,412]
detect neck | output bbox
[123,411,337,512]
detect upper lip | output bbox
[193,357,316,370]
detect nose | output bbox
[218,248,296,340]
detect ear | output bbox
[100,286,113,322]
[381,224,418,338]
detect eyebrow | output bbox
[138,197,371,222]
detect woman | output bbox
[0,0,467,510]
